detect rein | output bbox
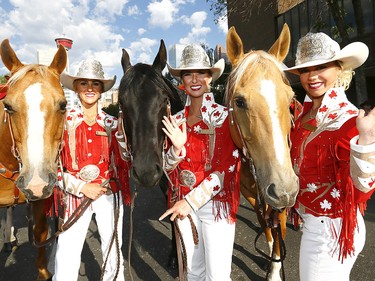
[121,100,171,281]
[162,153,199,281]
[1,110,21,181]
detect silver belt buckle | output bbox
[180,170,196,190]
[79,164,100,182]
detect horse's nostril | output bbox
[266,184,278,200]
[48,173,57,186]
[16,176,25,190]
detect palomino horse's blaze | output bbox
[1,39,67,201]
[226,24,299,280]
[118,39,184,188]
[0,39,67,281]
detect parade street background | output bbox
[1,185,374,281]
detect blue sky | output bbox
[0,0,227,86]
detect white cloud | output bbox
[0,0,226,84]
[128,37,158,64]
[138,28,147,36]
[147,0,178,29]
[128,5,141,16]
[94,0,129,20]
[179,11,211,45]
[217,15,228,34]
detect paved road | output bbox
[1,186,374,281]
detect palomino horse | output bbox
[226,24,299,280]
[118,39,184,268]
[0,39,67,280]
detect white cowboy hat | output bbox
[60,59,116,92]
[167,44,225,82]
[285,32,369,75]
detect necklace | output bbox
[84,114,97,123]
[309,109,316,119]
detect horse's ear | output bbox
[226,26,244,67]
[268,23,290,62]
[152,39,167,72]
[49,44,67,74]
[121,48,132,73]
[0,39,24,72]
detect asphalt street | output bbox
[0,186,374,281]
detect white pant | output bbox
[177,202,236,281]
[53,193,125,281]
[299,209,366,281]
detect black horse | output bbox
[119,40,184,188]
[118,39,184,268]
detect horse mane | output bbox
[120,63,184,113]
[8,64,52,86]
[225,51,289,105]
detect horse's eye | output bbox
[59,101,67,113]
[3,102,15,114]
[234,96,247,109]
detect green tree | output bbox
[0,75,7,84]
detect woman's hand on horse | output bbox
[357,107,375,145]
[159,199,191,221]
[81,183,107,200]
[162,116,187,155]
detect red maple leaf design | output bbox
[319,105,328,113]
[339,102,348,108]
[212,104,218,109]
[57,175,62,181]
[329,90,337,98]
[78,113,83,118]
[71,109,76,113]
[207,175,212,181]
[97,116,102,120]
[347,109,357,115]
[213,185,220,192]
[106,119,112,124]
[214,111,220,117]
[328,113,338,120]
[202,106,207,113]
[205,95,212,101]
[67,116,73,121]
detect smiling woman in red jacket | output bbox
[285,32,371,281]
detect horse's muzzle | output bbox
[266,183,298,209]
[16,172,57,201]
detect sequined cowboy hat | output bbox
[285,32,369,75]
[60,59,116,92]
[167,44,225,82]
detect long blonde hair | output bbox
[334,61,354,90]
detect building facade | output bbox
[227,0,375,106]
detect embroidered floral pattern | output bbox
[330,188,340,198]
[229,165,235,172]
[306,183,318,192]
[320,199,332,211]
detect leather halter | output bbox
[1,108,65,204]
[118,100,172,162]
[0,110,21,204]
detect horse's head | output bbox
[118,40,183,187]
[226,24,299,209]
[0,39,67,201]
